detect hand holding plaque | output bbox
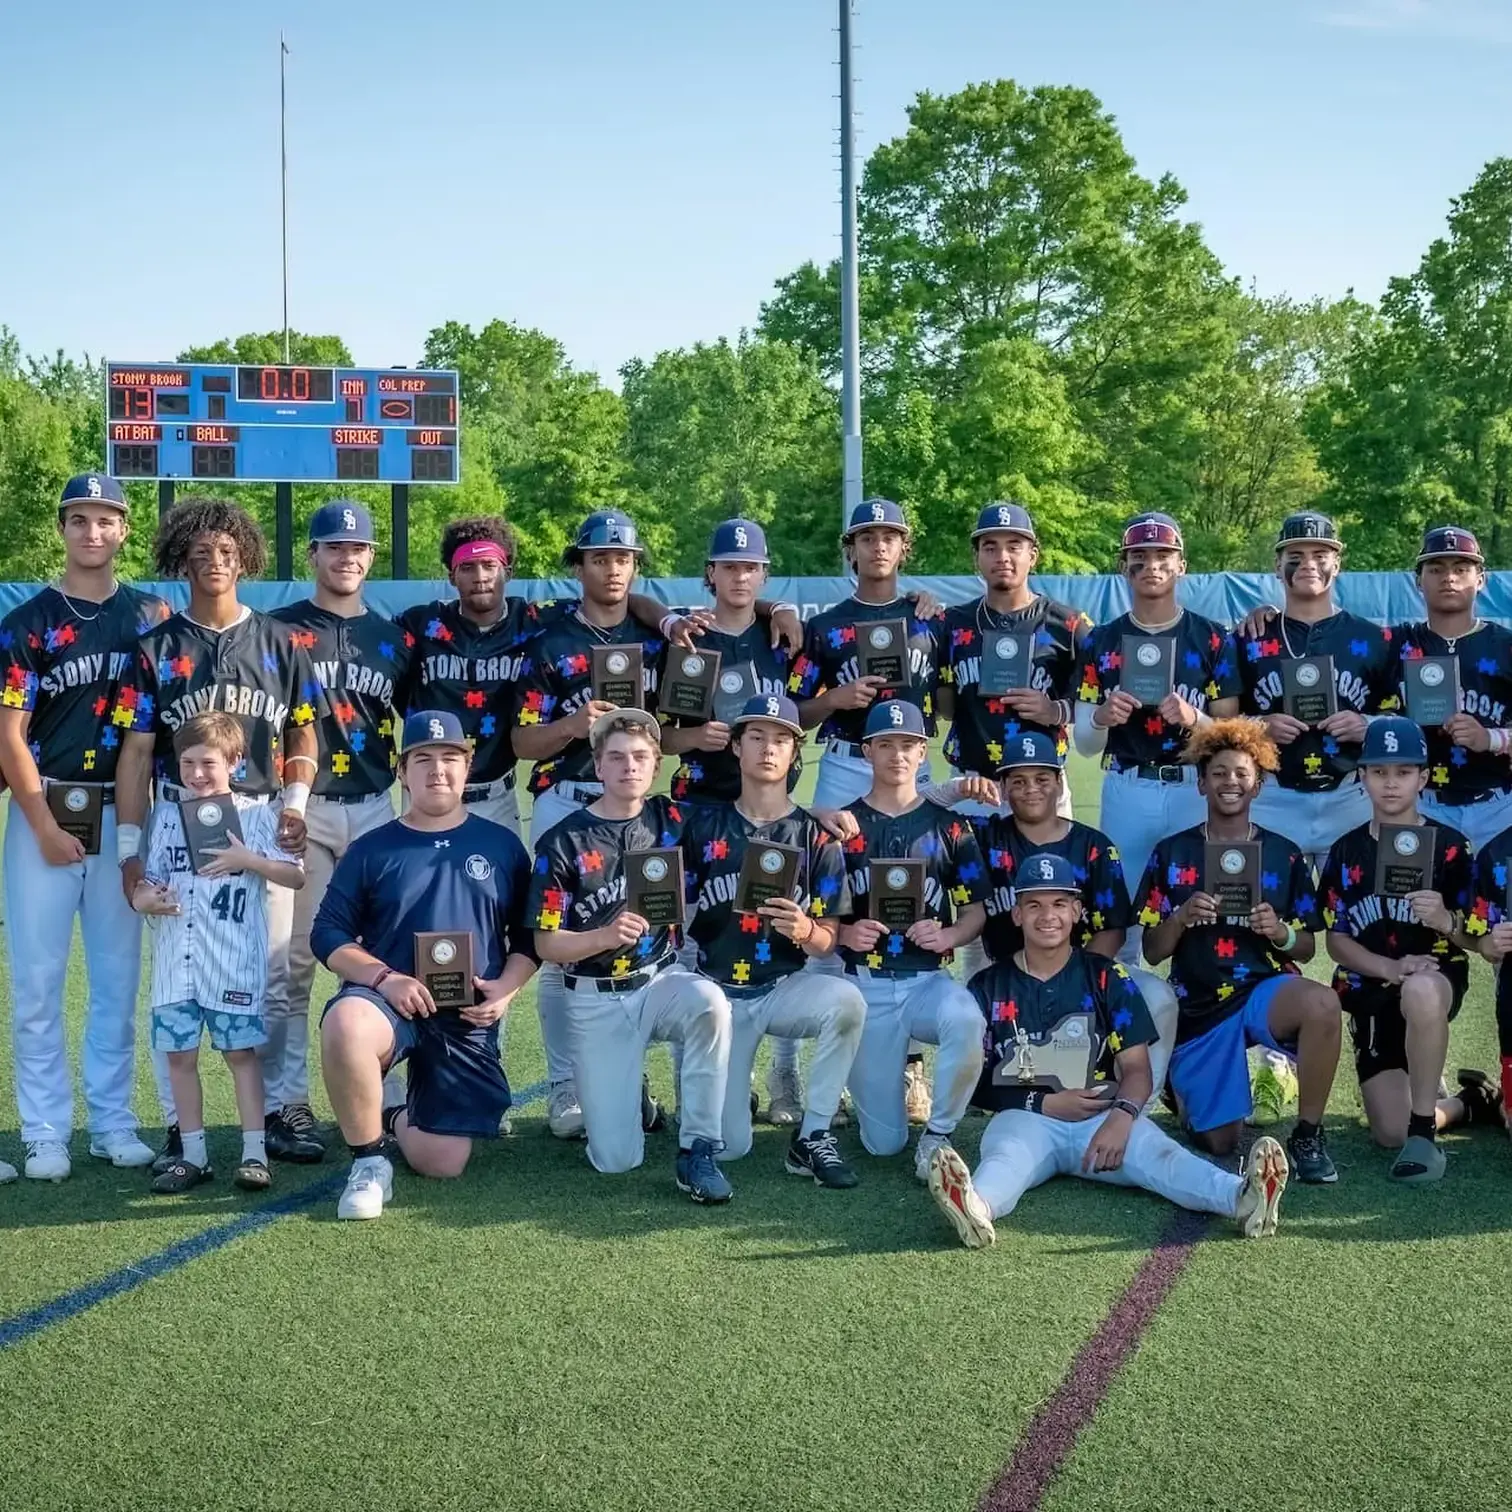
[1203,839,1262,918]
[625,847,686,927]
[47,783,102,855]
[591,644,644,709]
[869,856,925,929]
[179,797,244,876]
[661,650,721,721]
[414,931,475,1011]
[990,1012,1098,1091]
[978,631,1032,697]
[857,620,911,686]
[734,842,800,915]
[1375,824,1437,898]
[1119,636,1175,706]
[1282,656,1337,725]
[1404,656,1461,727]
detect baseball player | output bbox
[925,852,1289,1249]
[1134,719,1343,1183]
[959,731,1179,1102]
[312,711,539,1221]
[0,472,169,1182]
[679,695,866,1187]
[937,501,1092,821]
[1073,511,1241,961]
[1230,512,1397,869]
[258,500,413,1164]
[1322,716,1498,1182]
[1468,823,1512,1133]
[528,708,733,1202]
[131,712,305,1194]
[114,497,323,1173]
[832,699,987,1178]
[512,509,669,1140]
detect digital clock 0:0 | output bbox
[411,448,455,482]
[111,444,159,478]
[236,366,336,403]
[336,448,382,481]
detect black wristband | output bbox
[1112,1097,1142,1120]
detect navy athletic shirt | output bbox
[311,813,538,990]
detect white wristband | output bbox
[116,823,142,866]
[771,602,799,619]
[281,782,311,816]
[658,612,681,640]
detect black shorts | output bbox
[1346,976,1467,1086]
[323,986,510,1139]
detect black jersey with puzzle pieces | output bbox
[1076,611,1241,770]
[976,816,1131,963]
[270,602,412,798]
[526,795,686,979]
[835,801,989,974]
[1322,820,1472,1018]
[787,595,944,743]
[397,597,570,785]
[657,622,790,803]
[1233,611,1397,791]
[1467,830,1512,1014]
[681,804,850,991]
[0,585,169,783]
[126,610,326,793]
[1395,620,1512,804]
[967,952,1156,1113]
[940,596,1091,776]
[1134,824,1321,1044]
[515,615,665,794]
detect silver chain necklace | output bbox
[52,582,114,623]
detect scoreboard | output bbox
[104,362,461,484]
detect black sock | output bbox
[906,1052,924,1066]
[1407,1112,1436,1141]
[349,1136,395,1160]
[1293,1118,1319,1140]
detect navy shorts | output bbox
[1347,976,1467,1086]
[323,986,510,1140]
[1167,976,1297,1134]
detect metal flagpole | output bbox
[838,0,863,536]
[280,34,291,363]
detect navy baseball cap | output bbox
[1417,525,1484,566]
[971,501,1037,543]
[730,693,804,736]
[1361,716,1429,767]
[572,509,643,554]
[1119,512,1184,553]
[842,497,910,539]
[1275,511,1342,552]
[862,699,927,740]
[309,499,376,544]
[996,730,1064,773]
[1013,852,1080,896]
[59,473,127,512]
[708,518,769,563]
[402,710,469,754]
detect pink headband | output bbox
[450,540,509,568]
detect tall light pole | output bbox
[838,0,862,535]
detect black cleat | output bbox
[266,1105,327,1164]
[784,1129,859,1189]
[1455,1068,1506,1128]
[151,1124,183,1177]
[150,1158,213,1196]
[1286,1124,1338,1185]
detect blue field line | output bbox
[0,1077,550,1354]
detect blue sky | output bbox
[1,0,1507,384]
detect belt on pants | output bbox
[848,963,939,981]
[462,772,517,803]
[563,956,673,994]
[313,789,390,807]
[1106,760,1192,784]
[1431,786,1512,806]
[43,778,116,804]
[551,780,604,804]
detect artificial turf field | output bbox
[0,751,1507,1512]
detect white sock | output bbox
[241,1129,266,1164]
[182,1129,208,1167]
[799,1112,830,1140]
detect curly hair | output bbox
[154,497,268,578]
[1185,717,1280,775]
[441,516,516,571]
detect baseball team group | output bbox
[3,473,1511,1247]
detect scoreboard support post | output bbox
[157,481,175,521]
[391,484,410,580]
[275,482,294,579]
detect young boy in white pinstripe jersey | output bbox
[132,712,304,1195]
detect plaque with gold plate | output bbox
[47,782,103,855]
[414,930,475,1011]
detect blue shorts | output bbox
[152,999,267,1054]
[1167,976,1297,1134]
[323,986,511,1140]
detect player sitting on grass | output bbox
[831,699,988,1180]
[1134,718,1344,1184]
[528,708,734,1205]
[926,852,1289,1249]
[131,712,305,1195]
[1322,716,1500,1182]
[313,712,539,1221]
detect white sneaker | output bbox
[0,1157,16,1184]
[89,1130,155,1168]
[1234,1135,1288,1239]
[927,1146,995,1249]
[764,1062,803,1126]
[25,1140,71,1183]
[337,1156,393,1220]
[914,1130,950,1184]
[547,1081,586,1140]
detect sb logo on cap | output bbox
[734,526,748,549]
[428,718,445,741]
[342,508,356,531]
[1037,858,1055,880]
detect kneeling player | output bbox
[1323,717,1498,1182]
[313,713,539,1220]
[681,696,866,1187]
[529,709,733,1204]
[833,700,988,1178]
[927,853,1288,1248]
